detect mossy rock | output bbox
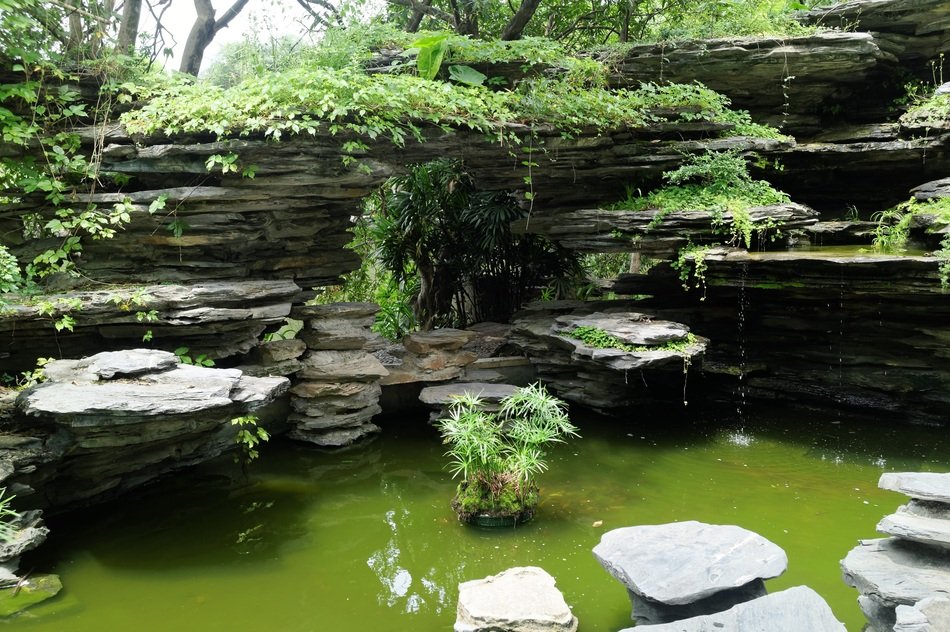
[452,481,539,527]
[0,574,63,617]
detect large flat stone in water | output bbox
[592,521,787,605]
[455,566,577,632]
[625,586,845,632]
[0,574,62,617]
[841,538,950,608]
[879,472,950,504]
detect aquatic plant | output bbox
[437,383,578,525]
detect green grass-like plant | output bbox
[438,383,578,524]
[871,196,950,289]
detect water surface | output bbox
[16,405,949,631]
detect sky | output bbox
[143,0,333,73]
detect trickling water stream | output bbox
[14,405,950,631]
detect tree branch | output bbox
[213,0,252,32]
[387,0,456,29]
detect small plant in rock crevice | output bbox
[232,414,269,462]
[568,325,698,354]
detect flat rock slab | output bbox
[43,349,178,381]
[419,383,519,407]
[878,510,950,550]
[879,472,950,504]
[404,329,476,354]
[841,538,950,609]
[0,574,62,617]
[455,566,577,632]
[625,586,845,632]
[593,521,787,606]
[556,312,689,346]
[895,596,950,632]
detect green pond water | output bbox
[14,405,950,631]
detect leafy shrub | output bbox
[438,383,578,522]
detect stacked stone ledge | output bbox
[288,303,388,447]
[842,472,950,632]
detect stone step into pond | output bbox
[842,472,950,632]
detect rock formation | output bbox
[288,303,387,446]
[510,301,706,411]
[842,472,950,632]
[4,349,289,510]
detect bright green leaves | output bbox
[410,34,449,80]
[231,414,269,462]
[448,64,487,87]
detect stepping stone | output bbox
[879,472,950,504]
[878,508,950,551]
[592,521,787,625]
[455,566,577,632]
[841,537,950,629]
[624,585,845,632]
[895,596,950,632]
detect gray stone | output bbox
[455,566,577,632]
[419,383,519,407]
[879,472,950,504]
[878,508,950,550]
[593,521,787,624]
[895,596,950,632]
[289,423,380,447]
[0,510,48,569]
[626,586,845,632]
[404,329,476,354]
[297,350,388,382]
[841,538,950,611]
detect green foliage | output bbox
[673,243,714,295]
[1,356,52,391]
[231,414,269,462]
[438,383,577,519]
[0,488,21,543]
[581,253,631,280]
[122,61,780,146]
[372,159,579,329]
[568,325,698,353]
[611,150,790,248]
[173,347,215,367]
[871,197,950,290]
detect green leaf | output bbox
[448,65,487,87]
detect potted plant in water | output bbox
[437,382,579,527]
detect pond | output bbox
[15,404,950,631]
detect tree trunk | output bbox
[116,0,143,53]
[406,0,430,32]
[180,0,251,76]
[500,0,541,40]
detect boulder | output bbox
[625,586,845,632]
[455,566,577,632]
[419,382,520,423]
[593,521,787,625]
[879,472,950,504]
[895,596,950,632]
